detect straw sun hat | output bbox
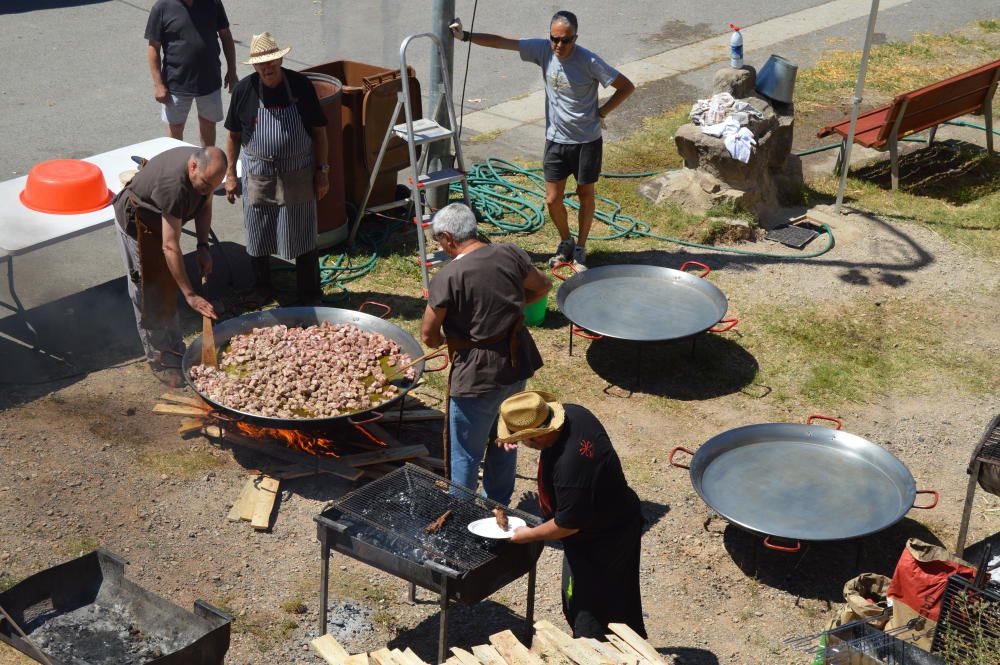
[244,32,292,65]
[497,391,566,444]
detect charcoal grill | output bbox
[314,464,543,663]
[0,549,230,665]
[955,414,1000,557]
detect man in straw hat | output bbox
[497,390,647,639]
[224,32,329,304]
[421,203,551,506]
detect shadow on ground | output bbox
[850,140,1000,205]
[583,334,758,400]
[721,517,944,603]
[1,0,110,14]
[659,646,720,665]
[389,600,534,663]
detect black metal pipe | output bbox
[437,576,449,665]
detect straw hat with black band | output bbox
[243,32,291,65]
[497,391,566,444]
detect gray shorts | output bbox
[160,88,224,125]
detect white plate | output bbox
[467,515,527,540]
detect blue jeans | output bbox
[449,380,526,506]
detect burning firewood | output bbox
[494,507,509,531]
[424,509,453,534]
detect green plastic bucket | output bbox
[523,294,548,327]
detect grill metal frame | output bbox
[930,573,1000,661]
[955,414,1000,557]
[314,464,543,664]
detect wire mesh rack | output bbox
[785,611,942,665]
[929,573,1000,662]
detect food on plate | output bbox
[189,322,415,418]
[493,507,509,531]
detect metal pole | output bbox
[428,0,456,210]
[834,0,880,215]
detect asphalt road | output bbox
[0,0,996,382]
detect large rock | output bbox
[654,80,801,216]
[713,65,757,98]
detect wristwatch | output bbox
[196,241,210,250]
[317,163,330,173]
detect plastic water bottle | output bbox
[729,24,744,68]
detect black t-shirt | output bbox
[145,0,229,96]
[538,404,642,543]
[224,70,328,146]
[427,244,544,396]
[119,146,206,226]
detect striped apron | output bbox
[241,77,317,260]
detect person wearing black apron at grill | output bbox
[497,390,647,640]
[112,146,227,387]
[223,32,329,303]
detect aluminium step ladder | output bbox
[349,32,472,298]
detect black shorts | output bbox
[543,137,603,185]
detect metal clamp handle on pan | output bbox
[912,489,939,510]
[708,318,739,333]
[679,260,711,278]
[763,536,802,552]
[348,411,384,425]
[571,325,603,341]
[668,446,694,470]
[550,261,578,281]
[806,414,844,430]
[358,300,392,318]
[423,349,450,373]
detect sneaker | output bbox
[547,238,576,267]
[149,363,184,388]
[571,245,588,271]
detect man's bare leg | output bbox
[198,116,217,147]
[576,182,596,248]
[167,123,185,141]
[544,179,571,241]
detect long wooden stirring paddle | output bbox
[384,346,446,383]
[201,276,217,367]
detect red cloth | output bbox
[886,540,976,622]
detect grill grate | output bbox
[764,223,820,249]
[324,464,539,573]
[930,574,1000,661]
[973,415,1000,465]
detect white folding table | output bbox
[0,137,231,348]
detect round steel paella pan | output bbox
[183,304,442,428]
[669,416,938,551]
[552,261,737,343]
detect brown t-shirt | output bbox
[118,147,206,227]
[428,243,544,396]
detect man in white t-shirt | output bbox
[451,10,634,269]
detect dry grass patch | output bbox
[138,446,226,480]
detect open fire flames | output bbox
[229,420,388,457]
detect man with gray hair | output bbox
[421,203,551,504]
[113,145,227,386]
[451,10,634,269]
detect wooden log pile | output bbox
[311,622,675,665]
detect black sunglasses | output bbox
[549,34,576,44]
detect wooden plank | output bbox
[270,465,319,481]
[607,625,662,665]
[402,647,429,665]
[362,423,403,448]
[603,636,643,662]
[177,418,206,435]
[412,457,446,471]
[534,621,609,665]
[450,647,482,665]
[159,392,206,408]
[490,630,544,665]
[339,444,429,468]
[344,655,369,665]
[311,634,350,665]
[370,649,397,665]
[443,658,462,665]
[393,408,444,422]
[250,476,280,530]
[583,639,634,665]
[153,403,206,416]
[227,477,257,522]
[529,632,573,665]
[390,649,410,665]
[472,644,510,665]
[361,463,399,480]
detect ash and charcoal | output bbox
[339,489,503,570]
[323,601,377,645]
[27,601,183,665]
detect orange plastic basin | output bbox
[19,159,113,214]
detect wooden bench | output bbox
[818,59,1000,190]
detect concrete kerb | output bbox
[460,0,914,138]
